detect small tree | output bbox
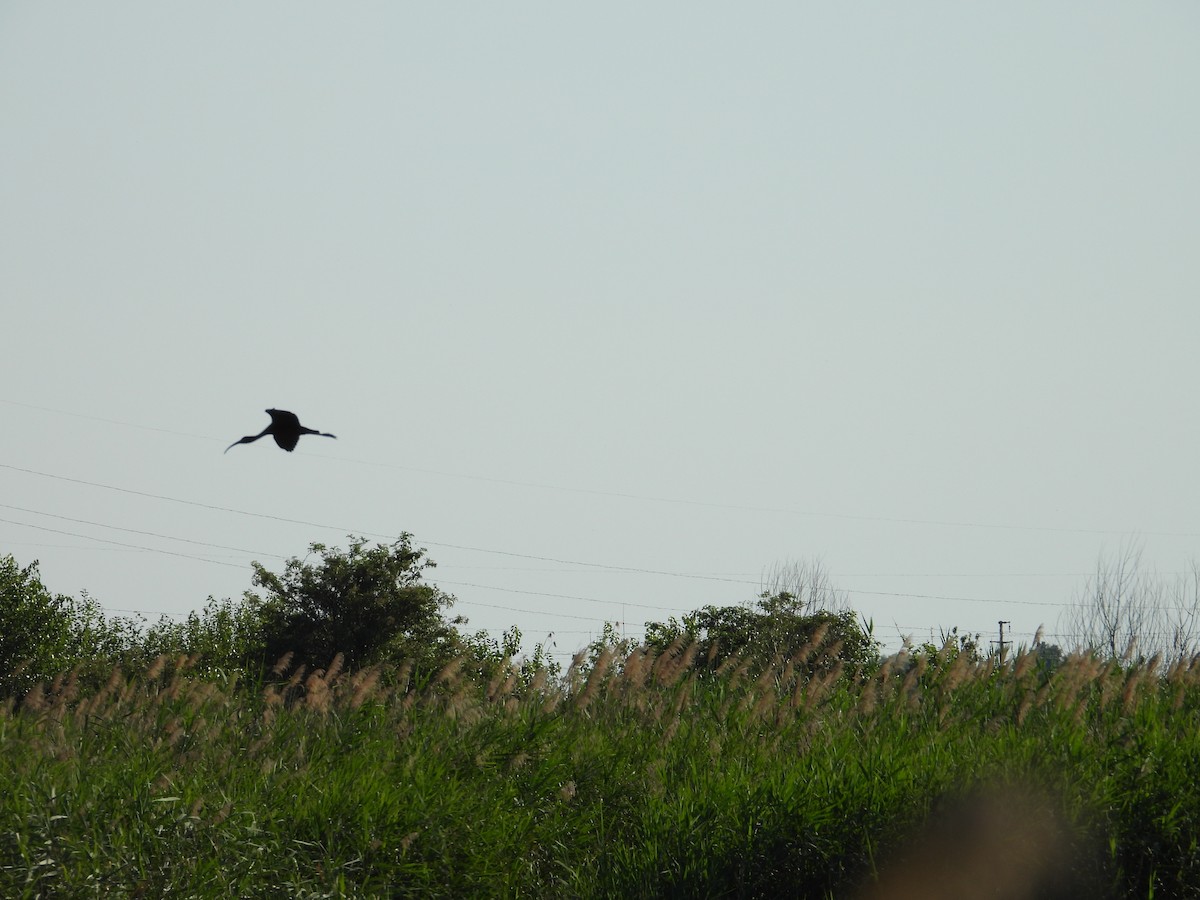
[1064,542,1154,660]
[1063,542,1200,665]
[760,558,849,615]
[1033,639,1065,675]
[248,535,462,673]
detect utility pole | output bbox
[992,620,1012,666]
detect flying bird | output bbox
[225,408,337,453]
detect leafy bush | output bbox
[460,624,562,688]
[139,595,269,675]
[247,535,463,674]
[0,555,139,696]
[644,593,880,677]
[0,555,75,696]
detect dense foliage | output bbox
[0,557,139,696]
[1,538,466,692]
[247,535,462,673]
[644,592,880,676]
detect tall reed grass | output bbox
[2,641,1198,897]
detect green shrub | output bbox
[0,556,139,696]
[247,535,462,674]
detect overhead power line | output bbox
[0,462,1107,612]
[4,399,1196,538]
[0,398,219,442]
[10,460,1197,622]
[0,462,759,585]
[437,579,682,614]
[0,502,282,559]
[0,515,246,569]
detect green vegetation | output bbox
[2,544,1198,897]
[8,642,1200,896]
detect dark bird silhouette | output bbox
[225,408,337,453]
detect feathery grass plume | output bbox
[715,651,741,678]
[398,831,420,853]
[97,663,125,704]
[742,666,777,713]
[574,647,614,711]
[272,670,301,710]
[146,653,169,683]
[429,657,463,691]
[1167,656,1197,710]
[271,652,294,676]
[45,670,81,718]
[1015,693,1034,727]
[939,653,971,698]
[514,663,546,700]
[674,640,698,683]
[325,652,345,685]
[892,656,926,711]
[650,637,687,684]
[872,653,901,696]
[724,657,751,694]
[706,640,721,667]
[284,663,308,690]
[245,732,271,758]
[349,667,382,710]
[750,683,777,723]
[793,623,830,669]
[564,650,588,694]
[1052,654,1090,712]
[1097,660,1122,711]
[858,675,881,717]
[789,669,807,710]
[661,711,682,744]
[21,681,47,713]
[499,670,520,699]
[1186,653,1200,681]
[162,654,197,701]
[1011,649,1037,683]
[620,648,650,693]
[1120,666,1145,716]
[777,658,796,694]
[304,671,332,713]
[392,659,413,695]
[262,682,283,717]
[804,662,844,714]
[822,639,845,671]
[164,716,186,748]
[485,665,508,702]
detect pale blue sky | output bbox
[3,3,1199,657]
